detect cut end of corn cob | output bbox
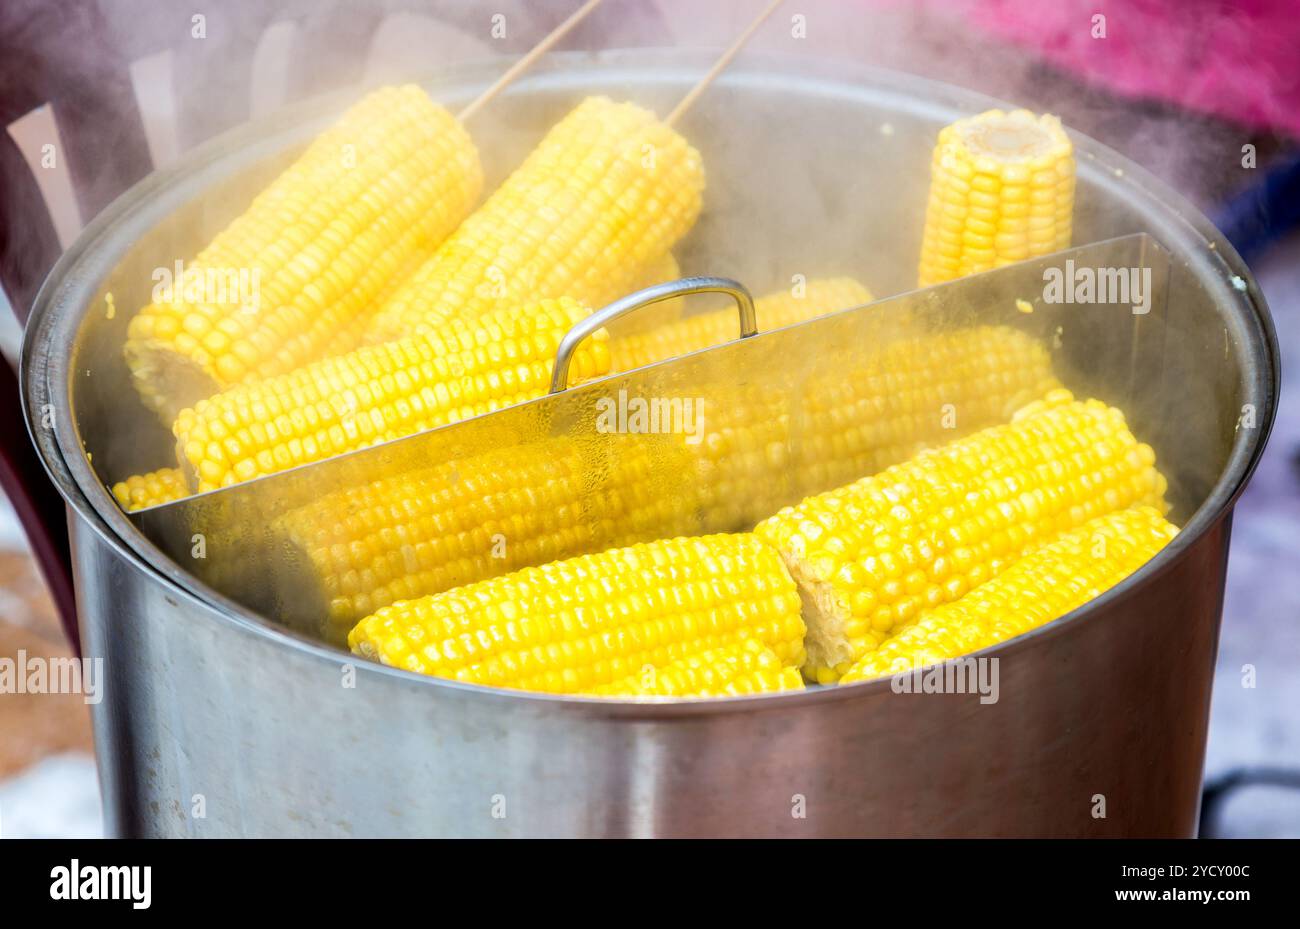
[839,506,1179,684]
[348,533,806,695]
[364,96,705,342]
[172,295,606,492]
[110,467,190,512]
[753,389,1168,683]
[591,639,804,698]
[917,109,1074,288]
[609,276,873,373]
[126,84,483,421]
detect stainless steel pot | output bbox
[22,51,1279,837]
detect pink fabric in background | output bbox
[964,0,1300,137]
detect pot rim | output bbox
[21,49,1280,716]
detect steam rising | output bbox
[15,1,1268,642]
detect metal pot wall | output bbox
[22,51,1278,837]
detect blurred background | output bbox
[1,0,1296,836]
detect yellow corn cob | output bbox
[917,109,1074,287]
[364,96,704,342]
[173,296,608,492]
[591,639,804,698]
[125,85,483,421]
[348,533,806,694]
[840,507,1178,683]
[272,435,697,644]
[694,325,1061,532]
[110,467,189,512]
[753,390,1168,683]
[609,277,873,373]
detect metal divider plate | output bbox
[135,234,1170,644]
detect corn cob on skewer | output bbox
[609,276,872,373]
[364,96,704,342]
[917,109,1074,287]
[840,507,1179,683]
[172,296,608,492]
[753,390,1168,683]
[125,85,483,421]
[110,467,190,512]
[592,639,804,697]
[348,533,806,694]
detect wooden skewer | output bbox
[457,0,608,122]
[664,0,786,127]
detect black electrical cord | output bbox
[1199,767,1300,837]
